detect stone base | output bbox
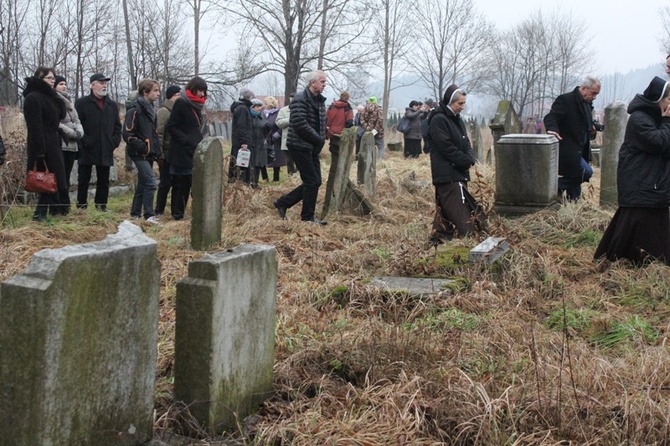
[494,201,560,217]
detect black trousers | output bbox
[275,147,322,221]
[77,164,110,210]
[171,174,191,220]
[155,159,172,215]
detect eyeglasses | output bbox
[43,75,55,80]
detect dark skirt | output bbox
[594,207,670,265]
[431,182,485,242]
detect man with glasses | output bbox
[75,73,121,211]
[544,76,602,201]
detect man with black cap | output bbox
[75,73,121,211]
[229,87,255,183]
[544,75,602,201]
[155,85,181,215]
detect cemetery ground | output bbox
[2,142,670,444]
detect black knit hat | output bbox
[54,75,66,86]
[165,85,181,99]
[643,76,669,103]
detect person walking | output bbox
[361,96,385,159]
[403,100,424,158]
[155,85,180,216]
[249,98,270,186]
[594,76,670,265]
[123,78,162,224]
[273,70,328,224]
[166,76,207,220]
[75,73,122,211]
[427,84,484,244]
[229,87,254,184]
[54,75,83,197]
[275,93,297,175]
[263,96,285,182]
[23,66,68,220]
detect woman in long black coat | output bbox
[594,76,670,265]
[23,66,67,221]
[166,76,207,220]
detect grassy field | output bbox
[2,131,670,445]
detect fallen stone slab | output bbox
[370,276,456,297]
[470,236,510,264]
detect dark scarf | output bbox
[137,96,156,122]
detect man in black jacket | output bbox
[229,87,254,183]
[273,70,327,224]
[75,73,122,210]
[544,76,601,201]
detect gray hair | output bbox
[304,70,325,84]
[239,87,255,101]
[581,76,600,89]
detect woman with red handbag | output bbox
[23,66,68,221]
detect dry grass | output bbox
[2,126,670,445]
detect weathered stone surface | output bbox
[0,221,160,446]
[370,276,455,297]
[600,101,628,208]
[174,244,277,434]
[387,141,403,152]
[191,137,224,250]
[357,131,376,198]
[323,128,357,218]
[470,236,510,264]
[489,100,521,154]
[494,134,560,216]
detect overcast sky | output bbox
[476,0,668,75]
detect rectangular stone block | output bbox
[470,236,510,264]
[191,137,224,250]
[495,134,559,216]
[0,221,160,446]
[174,244,277,434]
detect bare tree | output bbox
[0,0,30,104]
[122,0,137,90]
[413,0,492,101]
[661,6,670,56]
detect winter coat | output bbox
[56,91,83,152]
[22,76,66,171]
[74,92,121,166]
[427,103,476,185]
[326,100,354,138]
[123,98,161,161]
[361,103,384,138]
[265,108,286,167]
[543,86,595,180]
[287,86,326,153]
[230,99,253,156]
[166,97,204,170]
[157,97,176,159]
[617,94,670,208]
[276,105,290,151]
[403,107,424,140]
[250,110,270,167]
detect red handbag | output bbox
[25,160,58,194]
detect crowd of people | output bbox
[6,56,670,267]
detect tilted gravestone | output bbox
[322,128,375,218]
[174,244,277,434]
[599,101,628,208]
[494,134,559,216]
[0,221,159,446]
[191,137,225,250]
[489,101,521,162]
[357,131,377,198]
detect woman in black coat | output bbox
[166,76,207,220]
[427,84,483,244]
[594,76,670,265]
[23,66,68,221]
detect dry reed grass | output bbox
[2,129,670,445]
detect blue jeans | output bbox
[375,136,384,159]
[559,158,593,201]
[131,159,157,218]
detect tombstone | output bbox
[494,134,559,216]
[357,131,377,198]
[599,101,628,208]
[174,244,277,434]
[468,119,484,162]
[0,221,159,446]
[191,137,224,250]
[488,101,521,160]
